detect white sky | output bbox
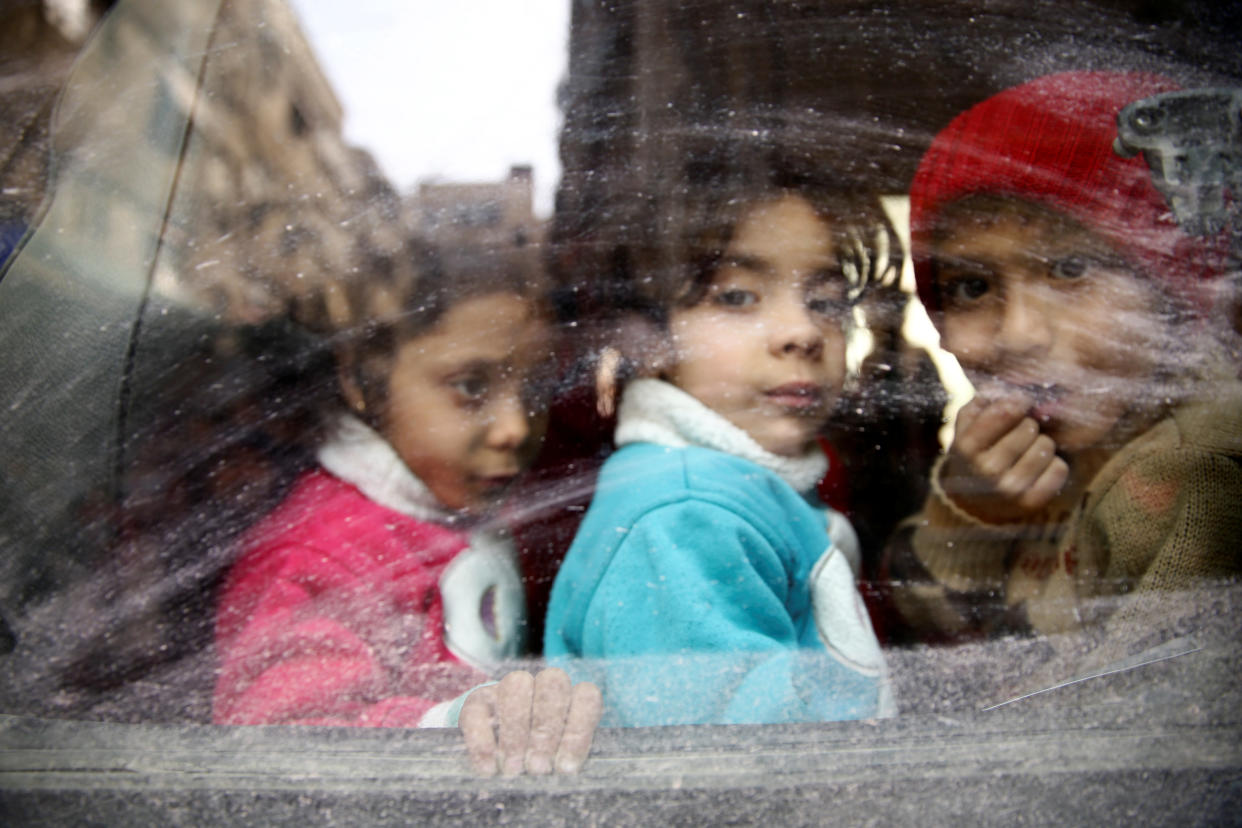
[288,1,571,217]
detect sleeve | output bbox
[572,500,883,726]
[879,457,1027,643]
[975,446,1242,706]
[213,542,473,728]
[1084,444,1242,640]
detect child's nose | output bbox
[769,296,824,359]
[486,392,530,451]
[997,280,1054,355]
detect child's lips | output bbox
[986,378,1064,423]
[765,383,824,410]
[476,473,518,493]
[1029,386,1065,424]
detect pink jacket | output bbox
[213,416,526,727]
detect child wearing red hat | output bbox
[884,71,1242,650]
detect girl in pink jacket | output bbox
[213,244,599,774]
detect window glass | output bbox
[0,0,1239,811]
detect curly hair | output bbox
[318,239,550,425]
[625,141,901,326]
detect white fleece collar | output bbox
[615,378,829,494]
[317,413,460,526]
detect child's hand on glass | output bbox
[939,392,1069,524]
[459,668,602,776]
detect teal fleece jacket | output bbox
[543,442,890,727]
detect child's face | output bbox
[933,199,1166,454]
[382,292,551,512]
[666,194,848,457]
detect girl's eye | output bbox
[1049,255,1088,280]
[714,288,758,308]
[451,374,489,402]
[944,276,991,304]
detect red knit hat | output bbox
[909,71,1220,320]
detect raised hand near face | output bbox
[939,392,1070,524]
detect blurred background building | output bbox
[411,164,543,250]
[0,0,549,330]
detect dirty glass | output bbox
[0,0,1240,820]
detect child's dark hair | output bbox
[326,238,549,424]
[629,144,900,327]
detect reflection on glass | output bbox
[0,0,1238,803]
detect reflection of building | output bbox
[410,165,542,250]
[147,0,413,325]
[1,0,413,327]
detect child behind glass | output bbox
[213,242,599,774]
[543,152,898,726]
[884,71,1242,652]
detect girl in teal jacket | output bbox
[544,153,896,726]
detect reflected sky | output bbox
[289,0,569,217]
